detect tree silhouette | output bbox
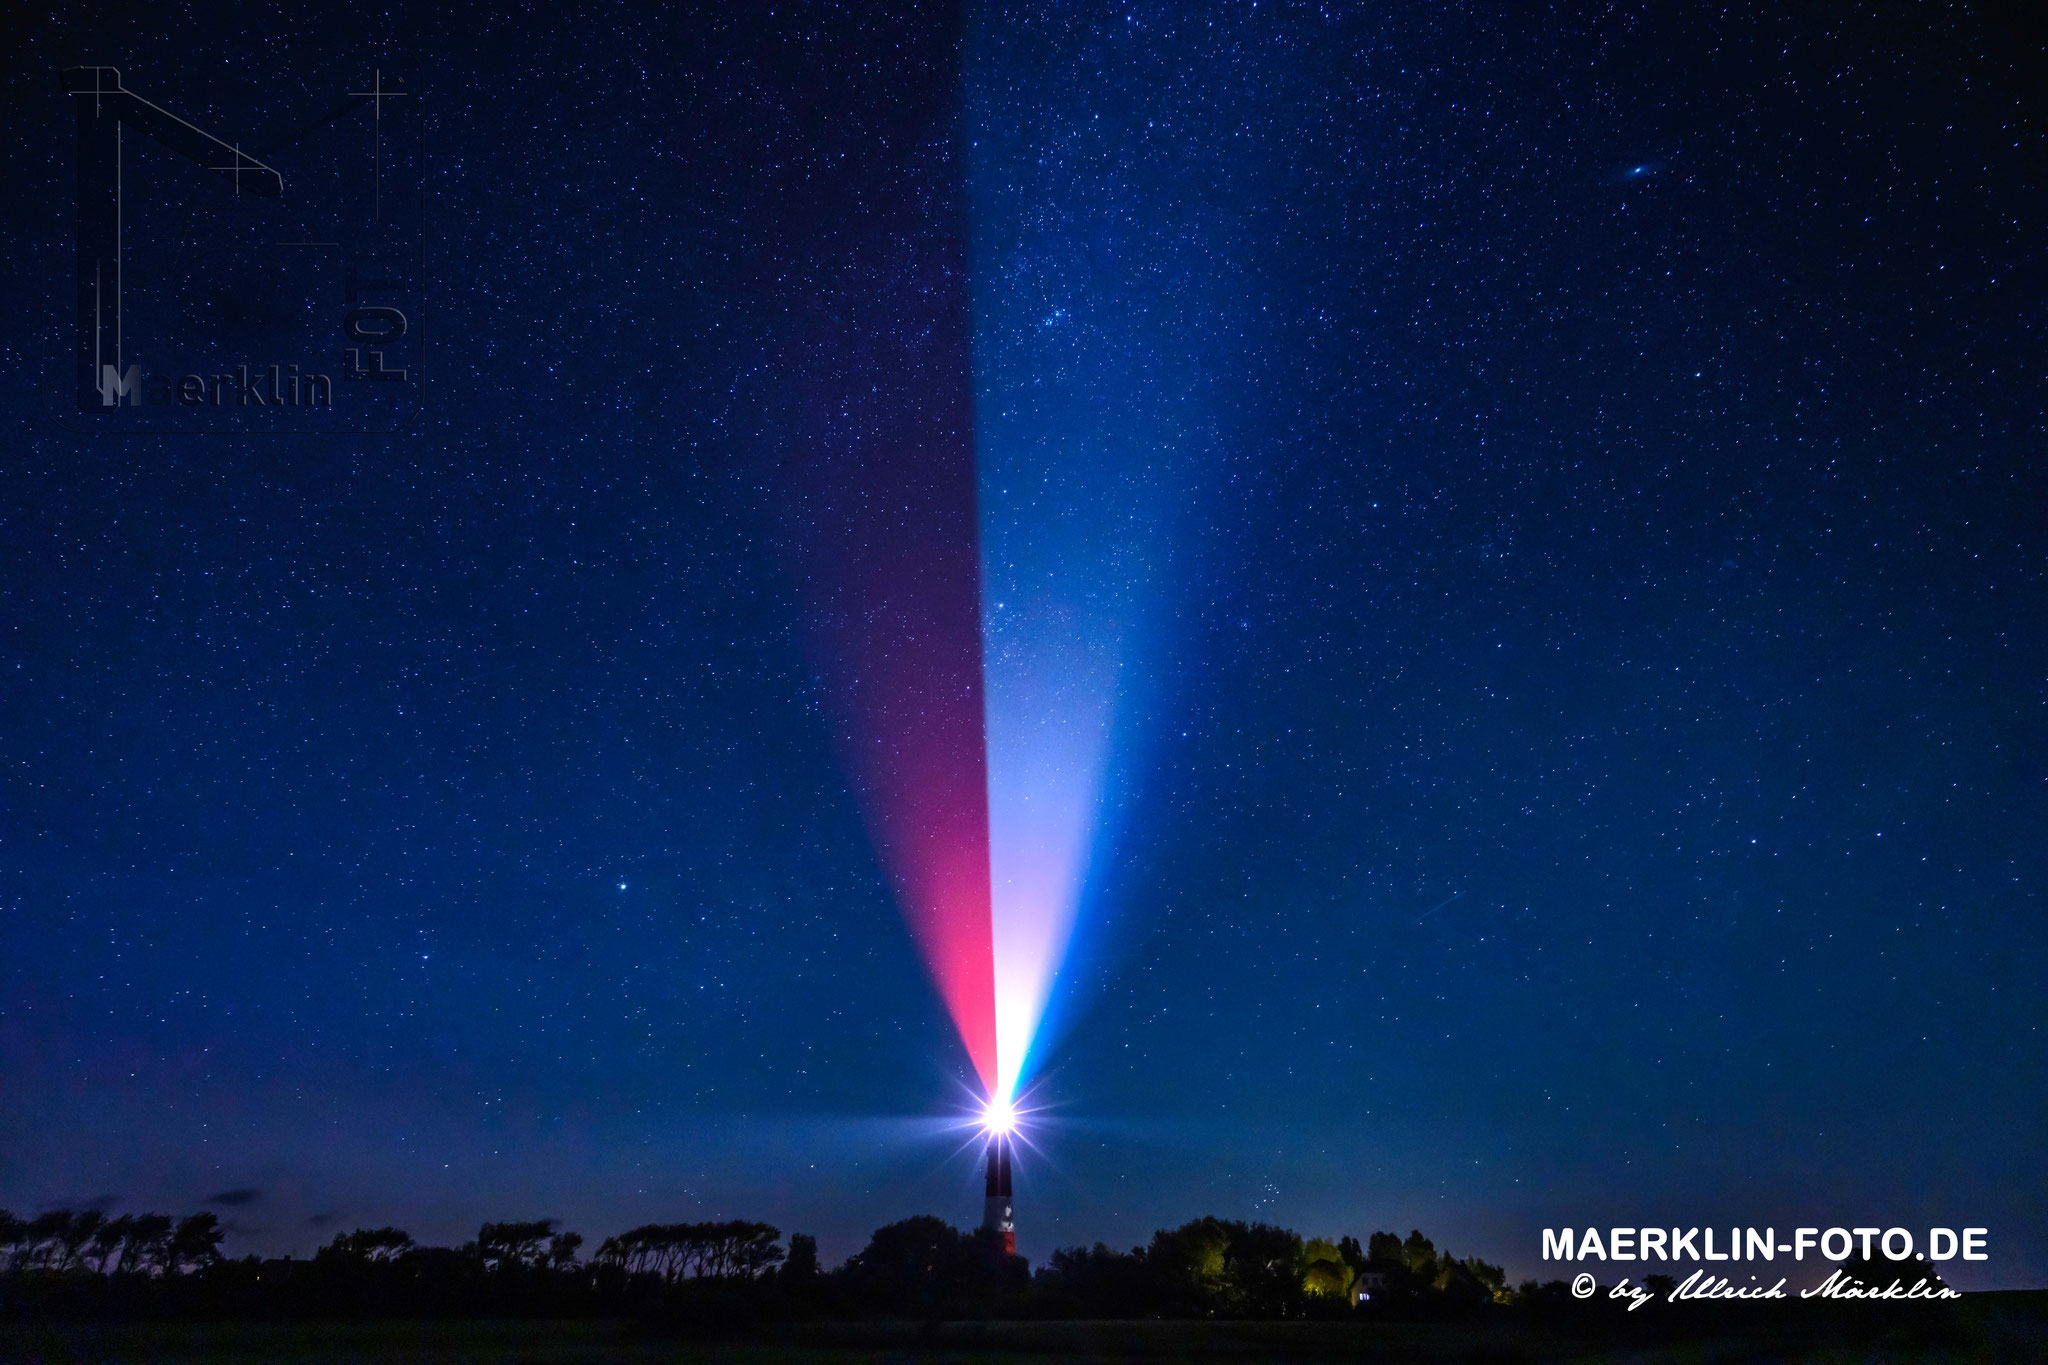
[1456,1254,1510,1304]
[1224,1223,1305,1316]
[1336,1235,1367,1275]
[0,1211,24,1274]
[840,1216,1024,1315]
[1302,1238,1355,1299]
[782,1231,820,1283]
[711,1222,783,1279]
[118,1214,175,1275]
[0,1202,1545,1326]
[88,1215,132,1274]
[54,1210,106,1271]
[1401,1229,1437,1279]
[846,1214,961,1300]
[546,1230,584,1271]
[320,1227,416,1263]
[1146,1217,1233,1313]
[592,1221,782,1282]
[477,1220,558,1271]
[595,1224,679,1281]
[23,1211,73,1270]
[168,1213,226,1273]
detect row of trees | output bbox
[1,1205,1508,1322]
[0,1210,224,1277]
[592,1221,785,1282]
[1032,1220,1509,1318]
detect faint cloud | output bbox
[307,1210,343,1228]
[208,1188,264,1208]
[41,1193,121,1214]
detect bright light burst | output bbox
[980,1097,1018,1136]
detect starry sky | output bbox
[2,1,2043,1289]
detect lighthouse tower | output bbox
[982,1131,1015,1254]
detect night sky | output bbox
[3,2,2043,1289]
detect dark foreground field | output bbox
[6,1296,2048,1365]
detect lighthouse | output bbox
[982,1130,1015,1254]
